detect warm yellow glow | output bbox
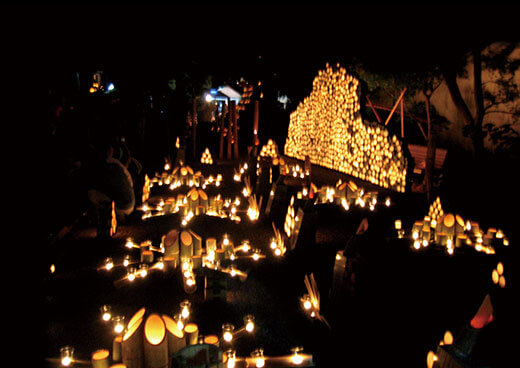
[92,349,110,361]
[284,64,406,192]
[223,331,233,342]
[162,315,184,338]
[497,262,504,275]
[50,264,56,274]
[145,314,166,345]
[443,330,453,345]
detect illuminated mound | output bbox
[284,64,407,192]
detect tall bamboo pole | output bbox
[219,102,226,160]
[192,98,198,160]
[227,99,233,159]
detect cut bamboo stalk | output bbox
[162,314,186,358]
[109,364,127,368]
[198,189,208,213]
[189,190,199,214]
[163,230,179,261]
[113,336,123,362]
[141,250,154,264]
[128,307,147,332]
[184,323,199,346]
[180,231,193,260]
[203,335,219,346]
[122,317,144,368]
[206,237,217,254]
[92,349,111,368]
[189,230,202,256]
[144,314,168,368]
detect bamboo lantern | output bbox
[163,230,179,264]
[113,336,123,362]
[144,314,168,368]
[443,214,455,237]
[198,189,208,213]
[141,250,154,264]
[122,317,144,368]
[184,323,199,346]
[92,349,111,368]
[215,249,225,265]
[204,335,219,346]
[456,234,467,248]
[162,315,186,357]
[189,230,202,256]
[109,364,127,368]
[206,238,217,254]
[455,215,465,234]
[180,231,193,260]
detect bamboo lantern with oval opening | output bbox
[143,314,168,368]
[92,349,111,368]
[112,336,123,362]
[163,230,179,268]
[184,323,199,346]
[189,230,202,256]
[180,231,193,260]
[198,189,208,213]
[122,316,144,368]
[162,314,186,357]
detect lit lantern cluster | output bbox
[270,223,286,257]
[259,139,280,159]
[491,262,506,288]
[408,197,509,255]
[200,147,214,165]
[66,303,311,368]
[315,179,391,212]
[284,196,297,238]
[284,63,407,192]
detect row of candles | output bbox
[101,236,266,285]
[59,299,310,367]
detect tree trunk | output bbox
[423,91,436,202]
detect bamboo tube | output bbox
[443,214,455,236]
[92,349,111,368]
[113,336,123,362]
[109,364,127,368]
[184,323,199,346]
[189,190,199,214]
[198,189,208,213]
[180,231,193,260]
[128,307,147,332]
[189,230,202,256]
[206,238,217,254]
[122,317,144,368]
[141,250,154,264]
[162,315,186,358]
[163,230,179,268]
[144,314,168,368]
[215,249,225,265]
[203,335,219,346]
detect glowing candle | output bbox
[104,257,114,271]
[226,349,236,368]
[113,315,125,334]
[222,323,235,342]
[251,348,265,368]
[290,347,304,365]
[100,305,112,322]
[244,315,255,333]
[60,346,74,367]
[180,300,191,319]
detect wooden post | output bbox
[384,88,407,126]
[232,101,239,158]
[227,99,233,159]
[219,102,226,160]
[253,100,259,146]
[366,95,382,123]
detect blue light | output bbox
[209,88,218,95]
[107,83,115,91]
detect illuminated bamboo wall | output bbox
[284,64,407,192]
